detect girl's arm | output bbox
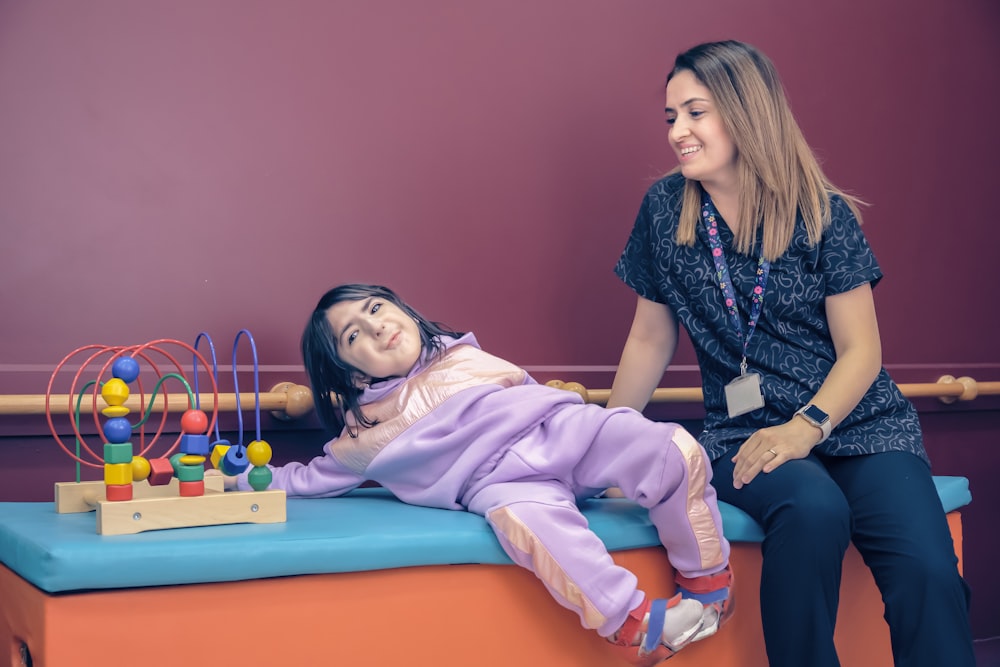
[234,445,366,498]
[731,282,882,488]
[607,295,679,411]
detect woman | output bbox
[608,40,974,667]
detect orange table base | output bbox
[1,512,962,667]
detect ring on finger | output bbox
[768,448,778,457]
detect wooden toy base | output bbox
[53,478,286,535]
[0,512,964,667]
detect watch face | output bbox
[802,404,829,424]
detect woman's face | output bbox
[325,297,423,385]
[665,70,738,192]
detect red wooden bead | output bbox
[105,484,133,502]
[148,457,175,486]
[178,480,205,497]
[180,409,209,435]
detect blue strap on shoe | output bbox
[677,585,729,605]
[643,598,668,654]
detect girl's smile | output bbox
[326,297,423,384]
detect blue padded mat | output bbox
[0,477,970,594]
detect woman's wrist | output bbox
[794,404,832,443]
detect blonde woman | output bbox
[609,40,974,666]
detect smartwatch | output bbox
[795,404,832,443]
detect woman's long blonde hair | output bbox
[669,40,862,261]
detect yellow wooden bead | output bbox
[179,454,206,466]
[246,440,272,467]
[131,456,151,482]
[104,462,133,486]
[101,405,130,418]
[101,378,130,407]
[210,443,231,469]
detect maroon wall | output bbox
[1,0,997,639]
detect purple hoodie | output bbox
[237,333,583,509]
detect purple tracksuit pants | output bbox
[463,402,729,637]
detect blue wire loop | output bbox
[193,332,222,441]
[231,329,263,446]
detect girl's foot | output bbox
[675,566,735,640]
[608,594,705,665]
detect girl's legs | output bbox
[712,448,851,667]
[567,406,730,578]
[466,479,703,644]
[822,452,975,667]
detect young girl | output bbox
[230,283,732,665]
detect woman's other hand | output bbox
[730,418,821,489]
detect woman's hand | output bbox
[731,417,821,489]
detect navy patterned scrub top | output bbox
[615,173,928,466]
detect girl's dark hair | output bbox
[300,283,462,435]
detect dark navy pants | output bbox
[712,450,974,667]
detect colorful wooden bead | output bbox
[175,463,205,483]
[178,480,205,497]
[103,442,134,465]
[101,405,130,418]
[148,457,174,486]
[131,456,151,482]
[111,356,140,383]
[180,409,209,435]
[180,434,210,456]
[210,441,231,469]
[246,440,272,467]
[102,417,132,444]
[100,378,130,407]
[104,462,133,486]
[247,465,272,491]
[179,454,206,466]
[105,484,133,502]
[220,445,250,476]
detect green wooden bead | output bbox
[175,463,205,482]
[247,465,272,491]
[103,442,134,465]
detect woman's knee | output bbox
[763,484,852,546]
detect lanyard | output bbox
[702,197,770,375]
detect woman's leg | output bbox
[822,452,975,667]
[713,448,851,667]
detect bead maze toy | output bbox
[45,331,286,535]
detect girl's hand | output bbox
[731,418,821,489]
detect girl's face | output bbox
[325,297,423,385]
[665,69,738,192]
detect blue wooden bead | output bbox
[220,444,250,476]
[180,433,210,455]
[111,357,140,383]
[102,417,132,444]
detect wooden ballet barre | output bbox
[0,382,314,420]
[2,377,998,419]
[544,376,1000,405]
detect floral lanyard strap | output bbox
[702,196,771,378]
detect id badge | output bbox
[724,372,765,418]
